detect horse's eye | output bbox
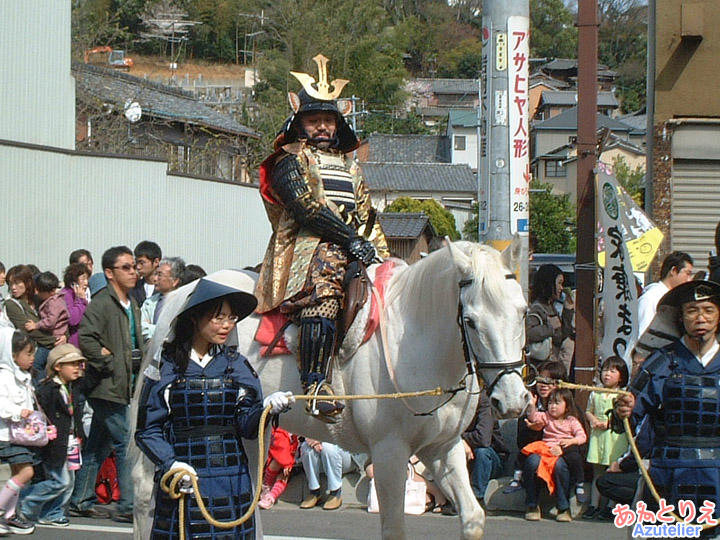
[464,317,477,330]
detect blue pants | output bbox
[300,441,353,493]
[523,453,571,512]
[69,398,133,513]
[32,346,51,386]
[469,447,503,500]
[21,463,74,522]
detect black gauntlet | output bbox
[347,234,377,266]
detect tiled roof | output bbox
[538,58,614,75]
[407,78,480,95]
[617,109,647,133]
[378,212,435,238]
[540,90,618,108]
[532,107,633,132]
[72,63,259,138]
[366,134,450,163]
[448,109,480,128]
[361,162,476,193]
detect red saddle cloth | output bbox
[254,260,400,356]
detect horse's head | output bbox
[448,236,532,418]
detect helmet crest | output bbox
[290,54,348,101]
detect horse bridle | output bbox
[457,275,526,395]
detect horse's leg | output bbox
[131,454,155,540]
[418,440,485,540]
[372,439,411,540]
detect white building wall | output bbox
[448,126,479,170]
[0,2,75,149]
[0,144,271,278]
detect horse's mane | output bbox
[384,241,508,326]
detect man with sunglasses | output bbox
[69,246,144,523]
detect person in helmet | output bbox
[255,54,388,422]
[615,280,720,536]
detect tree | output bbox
[383,197,460,240]
[612,155,645,207]
[529,180,577,253]
[529,0,578,59]
[462,202,479,241]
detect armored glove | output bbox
[263,391,296,414]
[347,235,377,266]
[170,460,197,494]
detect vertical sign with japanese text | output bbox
[507,15,530,234]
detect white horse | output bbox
[130,238,531,540]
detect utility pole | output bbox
[480,0,530,287]
[575,0,599,400]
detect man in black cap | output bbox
[616,280,720,536]
[255,54,388,422]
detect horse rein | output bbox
[457,275,526,395]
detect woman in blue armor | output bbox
[616,279,720,536]
[135,278,294,540]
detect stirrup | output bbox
[305,381,344,423]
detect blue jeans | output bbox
[32,346,51,386]
[300,441,353,493]
[470,447,503,500]
[21,463,74,522]
[69,398,133,514]
[523,452,570,511]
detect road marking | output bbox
[37,523,132,534]
[36,524,341,540]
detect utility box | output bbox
[681,2,703,39]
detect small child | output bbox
[24,272,69,380]
[25,271,69,341]
[582,356,629,520]
[0,330,38,535]
[505,360,566,493]
[258,426,298,509]
[522,387,587,523]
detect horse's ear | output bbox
[501,234,522,272]
[446,240,473,276]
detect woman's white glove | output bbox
[263,391,295,414]
[170,461,197,494]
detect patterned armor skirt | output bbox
[150,376,256,540]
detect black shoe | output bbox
[112,512,133,524]
[68,506,111,519]
[4,515,35,535]
[582,505,599,520]
[440,501,457,516]
[597,506,615,521]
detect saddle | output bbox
[335,260,371,354]
[256,261,370,357]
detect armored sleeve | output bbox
[271,153,356,246]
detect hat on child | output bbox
[46,344,86,377]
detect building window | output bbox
[454,135,466,151]
[545,160,566,177]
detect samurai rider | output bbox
[255,54,388,422]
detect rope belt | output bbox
[556,380,716,531]
[160,387,445,540]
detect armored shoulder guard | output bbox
[271,153,356,246]
[629,351,672,395]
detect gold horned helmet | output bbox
[287,54,352,116]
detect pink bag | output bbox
[8,411,51,447]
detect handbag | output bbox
[8,410,51,447]
[367,463,428,515]
[526,312,552,360]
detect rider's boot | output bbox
[299,302,344,422]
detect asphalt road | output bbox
[25,501,630,540]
